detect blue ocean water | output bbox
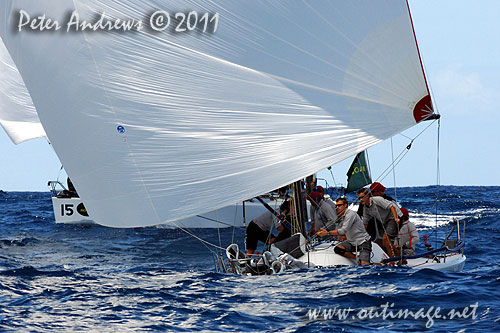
[1,186,499,332]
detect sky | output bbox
[1,0,499,191]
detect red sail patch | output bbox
[413,95,434,123]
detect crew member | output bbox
[307,190,337,233]
[394,208,420,255]
[316,197,372,265]
[245,200,291,256]
[357,188,400,239]
[357,182,396,241]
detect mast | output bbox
[292,180,308,237]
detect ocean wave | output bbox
[0,237,40,248]
[0,187,499,331]
[0,266,74,278]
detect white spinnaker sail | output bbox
[0,0,433,227]
[0,38,45,144]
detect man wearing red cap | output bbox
[369,182,395,202]
[358,182,399,242]
[394,208,420,255]
[309,186,337,230]
[358,182,396,214]
[357,188,401,255]
[315,186,337,210]
[307,190,337,233]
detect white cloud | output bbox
[437,70,483,98]
[429,64,497,117]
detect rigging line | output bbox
[216,209,223,257]
[435,118,442,247]
[375,119,438,183]
[390,137,398,202]
[398,132,413,141]
[242,201,247,228]
[361,151,376,207]
[253,197,290,251]
[376,148,409,183]
[261,223,276,255]
[365,150,372,183]
[327,168,341,198]
[173,223,226,252]
[47,129,61,184]
[195,215,236,228]
[258,210,282,255]
[378,149,410,184]
[412,119,439,141]
[231,204,239,245]
[56,165,64,184]
[376,139,413,183]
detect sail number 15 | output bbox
[61,204,74,216]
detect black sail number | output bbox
[61,204,74,216]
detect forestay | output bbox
[0,0,434,227]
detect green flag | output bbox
[345,151,372,193]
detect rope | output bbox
[257,200,282,255]
[376,145,411,184]
[216,209,223,259]
[327,168,342,198]
[365,150,372,185]
[435,118,441,248]
[195,215,236,228]
[173,223,226,252]
[231,204,238,245]
[374,118,443,250]
[376,119,438,184]
[57,165,64,184]
[390,137,398,202]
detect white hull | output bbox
[406,253,466,272]
[297,241,389,267]
[295,240,465,272]
[51,196,270,228]
[52,197,94,224]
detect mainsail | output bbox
[0,1,435,227]
[0,39,46,144]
